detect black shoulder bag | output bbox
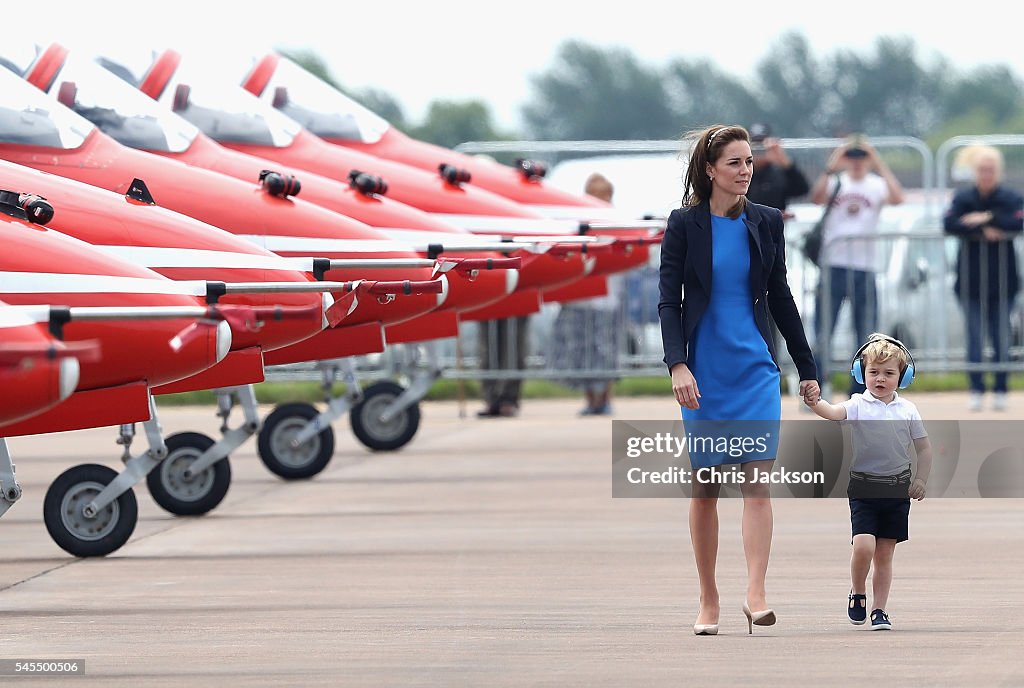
[802,175,842,268]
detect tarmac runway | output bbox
[2,392,1022,686]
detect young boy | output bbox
[804,333,933,630]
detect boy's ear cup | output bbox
[899,363,915,389]
[851,357,865,385]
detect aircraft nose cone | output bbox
[58,357,81,401]
[506,268,520,295]
[436,274,449,307]
[321,292,335,330]
[216,319,233,363]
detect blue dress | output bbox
[682,213,781,468]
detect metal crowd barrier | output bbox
[263,256,663,386]
[792,226,1024,391]
[264,135,1024,391]
[263,227,1024,390]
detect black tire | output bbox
[257,402,335,480]
[43,463,138,558]
[146,432,231,516]
[350,381,420,451]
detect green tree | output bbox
[663,57,760,134]
[522,40,676,140]
[825,37,944,136]
[750,32,833,136]
[411,100,510,148]
[941,65,1024,126]
[277,48,410,132]
[276,49,343,93]
[351,87,410,132]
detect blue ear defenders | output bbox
[851,334,916,389]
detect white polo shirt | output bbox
[840,391,928,475]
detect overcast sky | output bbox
[29,0,1022,131]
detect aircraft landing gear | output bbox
[44,463,137,558]
[146,432,231,516]
[0,439,23,518]
[257,360,345,479]
[42,394,168,557]
[258,402,334,480]
[145,385,258,516]
[348,342,441,452]
[349,380,421,451]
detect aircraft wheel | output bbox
[257,402,334,480]
[146,433,231,516]
[350,381,420,452]
[44,464,137,558]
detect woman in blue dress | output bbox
[659,124,820,636]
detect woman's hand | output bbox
[961,210,993,227]
[671,363,701,410]
[983,225,1009,242]
[799,379,820,405]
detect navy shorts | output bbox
[849,497,911,543]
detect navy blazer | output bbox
[658,200,817,381]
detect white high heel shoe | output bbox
[693,608,719,635]
[742,602,777,634]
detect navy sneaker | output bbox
[848,592,867,625]
[870,608,892,631]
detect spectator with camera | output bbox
[747,123,810,388]
[746,123,810,218]
[810,135,905,396]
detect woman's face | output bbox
[975,156,1001,192]
[707,140,753,197]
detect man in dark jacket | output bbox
[746,123,809,217]
[943,145,1024,411]
[746,124,810,396]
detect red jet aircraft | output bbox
[0,160,456,521]
[0,66,504,465]
[90,48,654,302]
[0,191,242,555]
[22,44,604,322]
[0,299,96,518]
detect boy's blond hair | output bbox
[860,332,910,371]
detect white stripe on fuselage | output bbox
[375,229,498,247]
[0,307,42,328]
[524,205,628,221]
[0,272,206,296]
[237,235,415,254]
[430,214,579,235]
[93,245,301,271]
